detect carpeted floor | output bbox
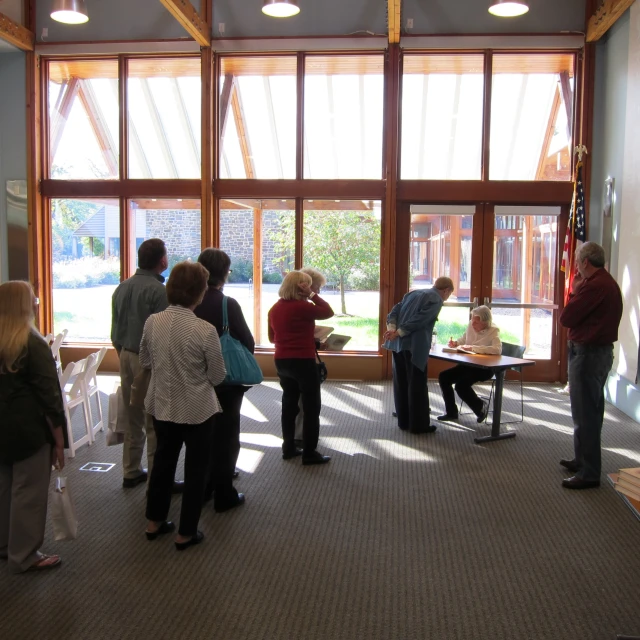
[1,379,639,640]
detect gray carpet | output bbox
[1,380,639,640]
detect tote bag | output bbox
[220,296,263,386]
[51,476,78,541]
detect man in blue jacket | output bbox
[383,277,454,434]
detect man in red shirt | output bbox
[559,242,623,489]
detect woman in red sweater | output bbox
[268,271,334,465]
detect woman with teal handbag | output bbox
[195,249,257,512]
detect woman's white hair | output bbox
[471,305,492,326]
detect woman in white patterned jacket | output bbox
[140,261,226,551]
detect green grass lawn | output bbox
[53,284,550,357]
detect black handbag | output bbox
[316,349,328,383]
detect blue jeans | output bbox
[567,341,614,481]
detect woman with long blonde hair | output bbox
[0,281,67,573]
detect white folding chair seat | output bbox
[59,359,92,457]
[82,347,107,441]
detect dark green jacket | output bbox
[0,330,68,464]
[111,269,168,354]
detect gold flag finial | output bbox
[574,144,588,163]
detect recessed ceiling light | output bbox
[262,0,300,18]
[488,1,529,17]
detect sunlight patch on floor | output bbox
[241,397,270,422]
[236,448,265,473]
[604,448,640,465]
[240,433,282,448]
[321,436,378,458]
[372,439,435,462]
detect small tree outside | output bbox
[271,209,380,315]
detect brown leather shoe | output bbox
[562,476,600,490]
[560,459,580,473]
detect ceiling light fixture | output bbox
[51,0,89,24]
[488,1,529,17]
[262,0,300,18]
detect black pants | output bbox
[275,358,321,455]
[204,385,246,509]
[146,416,213,537]
[392,350,430,432]
[438,365,493,416]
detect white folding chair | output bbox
[58,359,92,457]
[44,333,54,345]
[50,329,68,375]
[82,347,107,441]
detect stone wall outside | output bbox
[145,208,287,273]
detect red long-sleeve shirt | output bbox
[560,267,623,345]
[268,295,334,359]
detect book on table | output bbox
[442,346,475,354]
[314,325,334,342]
[615,480,640,502]
[324,334,351,351]
[618,468,640,489]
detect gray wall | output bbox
[0,52,27,283]
[589,10,640,422]
[589,12,630,277]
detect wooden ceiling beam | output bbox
[159,0,210,47]
[0,11,34,51]
[50,78,80,159]
[77,80,119,178]
[387,0,401,45]
[587,0,635,42]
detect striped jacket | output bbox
[140,305,226,424]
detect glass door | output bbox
[405,203,563,381]
[409,205,482,345]
[481,205,561,379]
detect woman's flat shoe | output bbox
[27,554,61,571]
[175,530,205,551]
[145,520,175,541]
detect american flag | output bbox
[561,162,586,304]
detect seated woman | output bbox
[195,248,255,513]
[141,261,227,551]
[437,305,501,423]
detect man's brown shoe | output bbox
[560,459,580,473]
[562,476,600,490]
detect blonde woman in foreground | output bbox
[0,281,67,573]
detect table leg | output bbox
[474,368,516,444]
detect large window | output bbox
[490,54,574,181]
[401,54,484,180]
[48,60,119,180]
[303,199,381,351]
[128,58,201,179]
[218,57,297,179]
[304,56,384,179]
[52,198,120,342]
[219,199,295,346]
